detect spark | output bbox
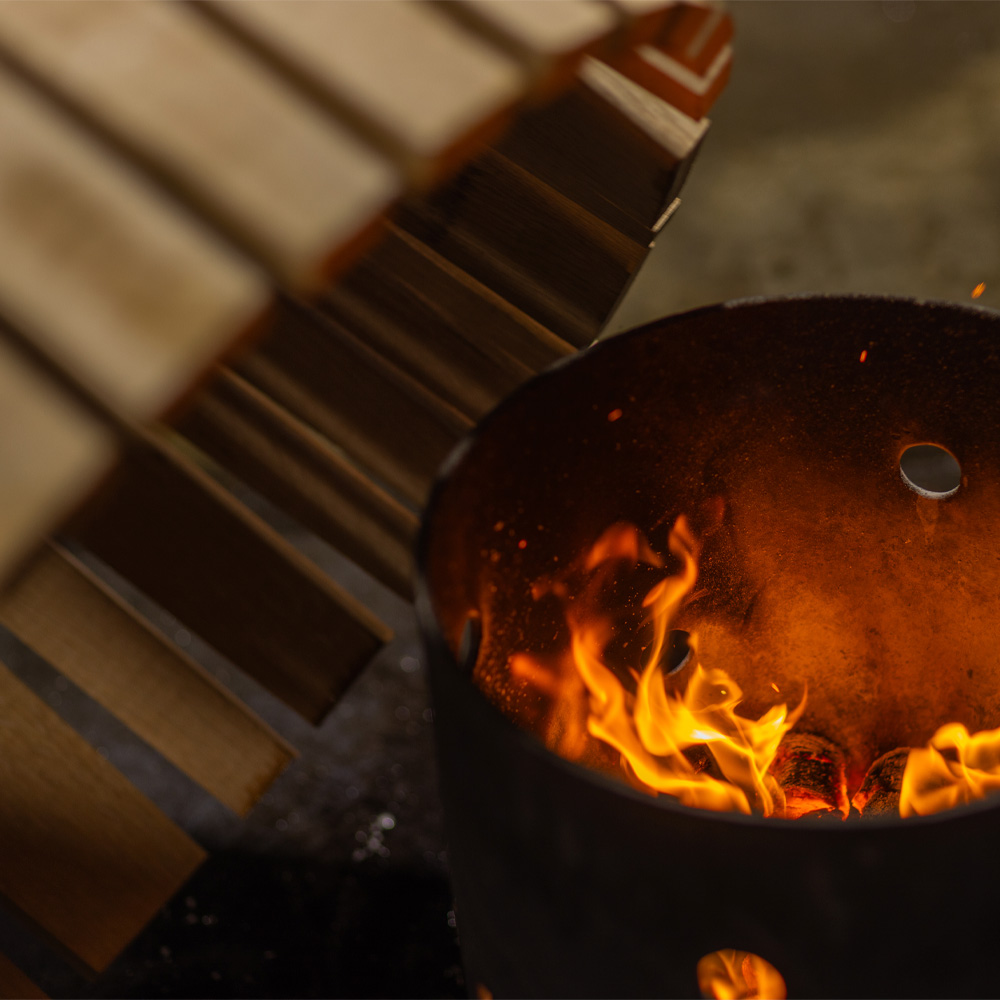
[972,282,986,299]
[859,350,868,363]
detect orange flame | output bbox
[513,518,805,815]
[899,722,1000,817]
[697,949,787,1000]
[972,282,986,299]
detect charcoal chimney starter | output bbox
[415,295,1000,998]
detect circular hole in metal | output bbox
[665,629,693,674]
[696,949,787,1000]
[899,443,961,499]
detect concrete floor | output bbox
[613,0,1000,330]
[3,3,999,997]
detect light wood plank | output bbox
[237,297,469,509]
[180,369,419,600]
[0,657,205,972]
[0,334,117,588]
[204,0,525,185]
[580,56,710,163]
[495,60,708,240]
[0,63,266,423]
[439,0,617,92]
[0,0,401,289]
[74,431,392,725]
[619,40,732,120]
[0,542,295,816]
[0,952,46,1000]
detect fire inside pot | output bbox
[419,297,1000,999]
[481,512,1000,822]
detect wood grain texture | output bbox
[438,0,616,92]
[580,55,709,161]
[0,0,400,289]
[203,0,525,185]
[0,952,46,1000]
[74,431,392,725]
[238,297,468,509]
[396,148,647,346]
[0,334,117,589]
[368,224,575,376]
[496,58,708,239]
[0,657,205,972]
[0,63,266,423]
[322,233,537,421]
[180,369,419,600]
[0,542,295,815]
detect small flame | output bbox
[697,949,787,1000]
[513,518,805,815]
[972,282,986,299]
[900,722,1000,817]
[859,349,868,363]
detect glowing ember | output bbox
[696,949,787,1000]
[512,518,805,815]
[900,722,1000,817]
[859,349,868,362]
[972,282,986,299]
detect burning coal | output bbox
[499,515,1000,821]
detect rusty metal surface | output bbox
[417,294,1000,998]
[424,294,1000,781]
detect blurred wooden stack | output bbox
[0,0,731,989]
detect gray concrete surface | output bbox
[612,1,1000,331]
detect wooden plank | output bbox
[369,224,575,376]
[0,657,205,972]
[0,62,266,424]
[0,0,401,290]
[0,333,117,589]
[654,1,733,75]
[73,430,392,725]
[0,952,46,1000]
[604,1,679,51]
[322,238,536,420]
[0,542,295,816]
[617,40,732,120]
[202,0,526,186]
[495,56,709,239]
[580,56,709,162]
[493,85,669,242]
[237,297,468,509]
[437,0,617,94]
[395,148,648,346]
[179,369,419,601]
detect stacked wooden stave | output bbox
[0,1,731,989]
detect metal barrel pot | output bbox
[416,295,1000,999]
